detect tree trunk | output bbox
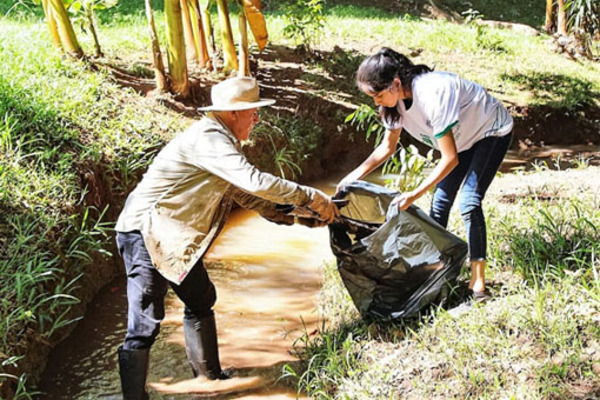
[216,0,238,73]
[145,0,169,93]
[188,0,210,68]
[41,0,62,49]
[48,0,83,58]
[545,0,555,33]
[557,0,567,36]
[201,7,218,71]
[238,1,249,77]
[165,0,190,97]
[86,6,104,58]
[241,0,268,51]
[180,0,198,62]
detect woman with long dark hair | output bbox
[338,47,513,300]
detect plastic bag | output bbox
[330,181,468,319]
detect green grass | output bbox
[0,12,186,398]
[288,195,600,399]
[249,112,322,179]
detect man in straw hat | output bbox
[114,77,340,399]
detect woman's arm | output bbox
[393,131,459,210]
[337,128,401,192]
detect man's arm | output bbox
[191,128,338,222]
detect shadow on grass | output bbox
[442,0,544,27]
[501,71,600,146]
[502,71,599,110]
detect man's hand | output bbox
[309,190,340,224]
[295,217,328,228]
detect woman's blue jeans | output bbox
[429,132,512,261]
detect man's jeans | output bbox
[116,231,217,350]
[429,132,512,261]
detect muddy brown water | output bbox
[39,204,335,399]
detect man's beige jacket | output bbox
[116,114,316,284]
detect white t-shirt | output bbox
[383,71,513,152]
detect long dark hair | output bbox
[356,47,432,128]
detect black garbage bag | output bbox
[330,181,468,319]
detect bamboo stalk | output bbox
[545,0,555,33]
[557,0,568,36]
[241,0,268,51]
[188,0,210,68]
[238,1,249,77]
[48,0,83,58]
[145,0,169,93]
[86,6,103,58]
[216,0,238,73]
[165,0,189,96]
[180,0,198,62]
[201,7,218,71]
[41,0,62,49]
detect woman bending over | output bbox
[339,47,513,300]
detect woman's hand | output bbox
[336,129,401,195]
[391,190,419,211]
[335,175,358,195]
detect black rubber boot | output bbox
[183,315,231,380]
[118,346,150,400]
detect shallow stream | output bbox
[39,204,334,399]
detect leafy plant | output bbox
[566,0,600,58]
[461,8,483,23]
[282,0,325,52]
[283,319,367,397]
[346,104,386,145]
[267,134,302,179]
[65,0,118,57]
[475,25,507,53]
[347,104,435,192]
[383,144,434,193]
[251,112,322,179]
[491,200,600,285]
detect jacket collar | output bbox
[206,112,240,145]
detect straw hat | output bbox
[198,77,275,111]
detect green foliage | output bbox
[251,112,322,179]
[283,319,368,397]
[346,104,435,192]
[346,104,385,145]
[566,0,600,57]
[566,0,600,36]
[282,0,325,51]
[266,134,302,179]
[66,0,118,13]
[461,8,483,23]
[475,25,508,53]
[383,145,435,193]
[490,200,600,285]
[65,0,119,35]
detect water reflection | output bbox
[39,207,332,399]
